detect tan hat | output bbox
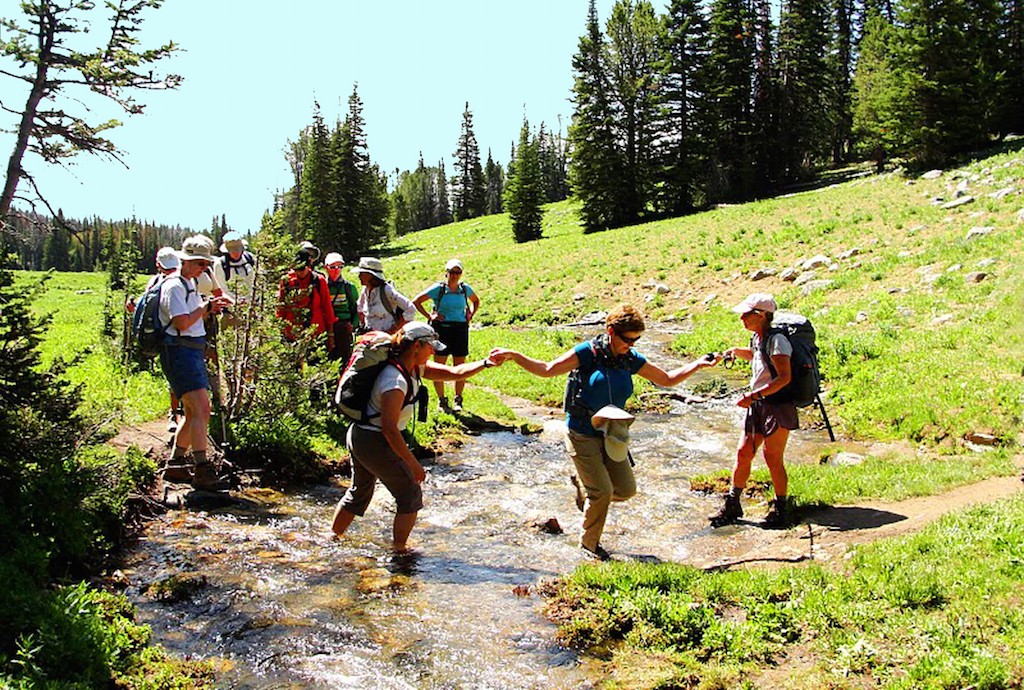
[351,256,386,281]
[731,293,777,314]
[178,235,215,262]
[591,405,635,462]
[219,231,246,254]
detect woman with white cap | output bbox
[351,257,415,334]
[331,321,503,552]
[490,304,718,560]
[708,292,796,529]
[413,258,481,411]
[323,252,360,363]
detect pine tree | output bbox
[750,0,781,189]
[851,14,907,169]
[705,0,757,200]
[42,221,70,270]
[569,0,630,232]
[435,160,452,227]
[776,0,832,181]
[827,0,856,163]
[298,102,332,244]
[655,0,710,215]
[451,103,487,221]
[996,0,1024,135]
[484,149,505,215]
[505,119,544,243]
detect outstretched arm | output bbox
[423,356,502,381]
[488,348,580,378]
[638,354,719,387]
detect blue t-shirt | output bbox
[426,282,475,322]
[567,341,647,436]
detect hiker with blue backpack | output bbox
[330,321,503,553]
[157,236,232,489]
[412,258,481,412]
[489,304,719,561]
[709,293,801,529]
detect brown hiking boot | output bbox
[191,462,227,491]
[709,493,743,528]
[162,464,193,484]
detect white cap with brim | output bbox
[731,293,777,314]
[445,258,464,272]
[156,246,180,270]
[591,405,635,462]
[402,321,447,353]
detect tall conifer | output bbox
[451,103,486,221]
[505,119,544,243]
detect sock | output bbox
[729,486,743,499]
[774,495,787,510]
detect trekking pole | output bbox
[815,393,836,442]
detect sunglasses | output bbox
[447,269,462,275]
[327,264,344,270]
[615,332,642,345]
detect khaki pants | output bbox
[566,429,636,551]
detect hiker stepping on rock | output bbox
[413,258,481,412]
[709,293,798,530]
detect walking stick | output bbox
[816,393,836,442]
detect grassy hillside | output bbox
[381,142,1024,447]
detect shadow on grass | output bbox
[798,505,907,531]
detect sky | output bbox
[1,0,620,234]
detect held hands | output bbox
[487,348,517,366]
[697,352,723,368]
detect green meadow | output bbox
[20,142,1024,688]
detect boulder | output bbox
[832,452,865,467]
[855,311,869,323]
[838,247,861,260]
[703,293,717,306]
[976,257,996,268]
[573,293,586,301]
[921,169,943,179]
[800,279,833,295]
[780,267,798,282]
[802,254,832,270]
[988,187,1015,199]
[655,283,671,295]
[931,314,954,325]
[794,270,818,286]
[965,271,988,283]
[966,226,994,240]
[941,196,975,209]
[749,267,777,281]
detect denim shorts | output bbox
[160,338,209,397]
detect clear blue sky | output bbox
[1,0,619,234]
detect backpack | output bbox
[221,251,255,281]
[377,282,404,326]
[433,282,468,313]
[332,330,417,423]
[131,276,169,358]
[757,312,821,408]
[563,340,599,418]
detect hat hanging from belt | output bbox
[351,256,386,282]
[591,405,636,462]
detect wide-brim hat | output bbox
[156,246,180,270]
[219,231,247,254]
[351,256,386,281]
[592,405,635,462]
[178,235,215,262]
[299,241,321,261]
[402,321,447,352]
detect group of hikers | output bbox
[143,234,800,561]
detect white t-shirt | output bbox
[213,254,255,302]
[358,283,415,332]
[195,266,225,298]
[360,363,421,430]
[159,274,205,337]
[750,332,793,390]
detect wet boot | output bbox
[162,463,193,484]
[191,461,227,491]
[709,493,743,528]
[762,497,789,530]
[452,395,463,412]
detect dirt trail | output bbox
[687,469,1024,570]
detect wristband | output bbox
[483,359,495,368]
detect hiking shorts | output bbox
[433,320,469,358]
[340,424,423,516]
[160,337,209,397]
[743,399,799,438]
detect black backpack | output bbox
[131,276,172,358]
[757,312,821,408]
[221,251,255,280]
[434,282,468,312]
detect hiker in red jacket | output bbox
[277,247,336,349]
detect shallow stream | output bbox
[120,332,833,688]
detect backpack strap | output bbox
[378,283,402,321]
[366,359,418,419]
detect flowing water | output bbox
[120,332,833,689]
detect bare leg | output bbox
[732,432,763,490]
[393,511,418,551]
[331,504,356,537]
[452,356,468,397]
[762,428,790,497]
[433,354,448,401]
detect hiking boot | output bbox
[762,500,789,530]
[582,543,612,561]
[570,475,585,512]
[452,395,463,412]
[192,462,228,491]
[162,464,193,484]
[709,493,743,528]
[437,396,449,412]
